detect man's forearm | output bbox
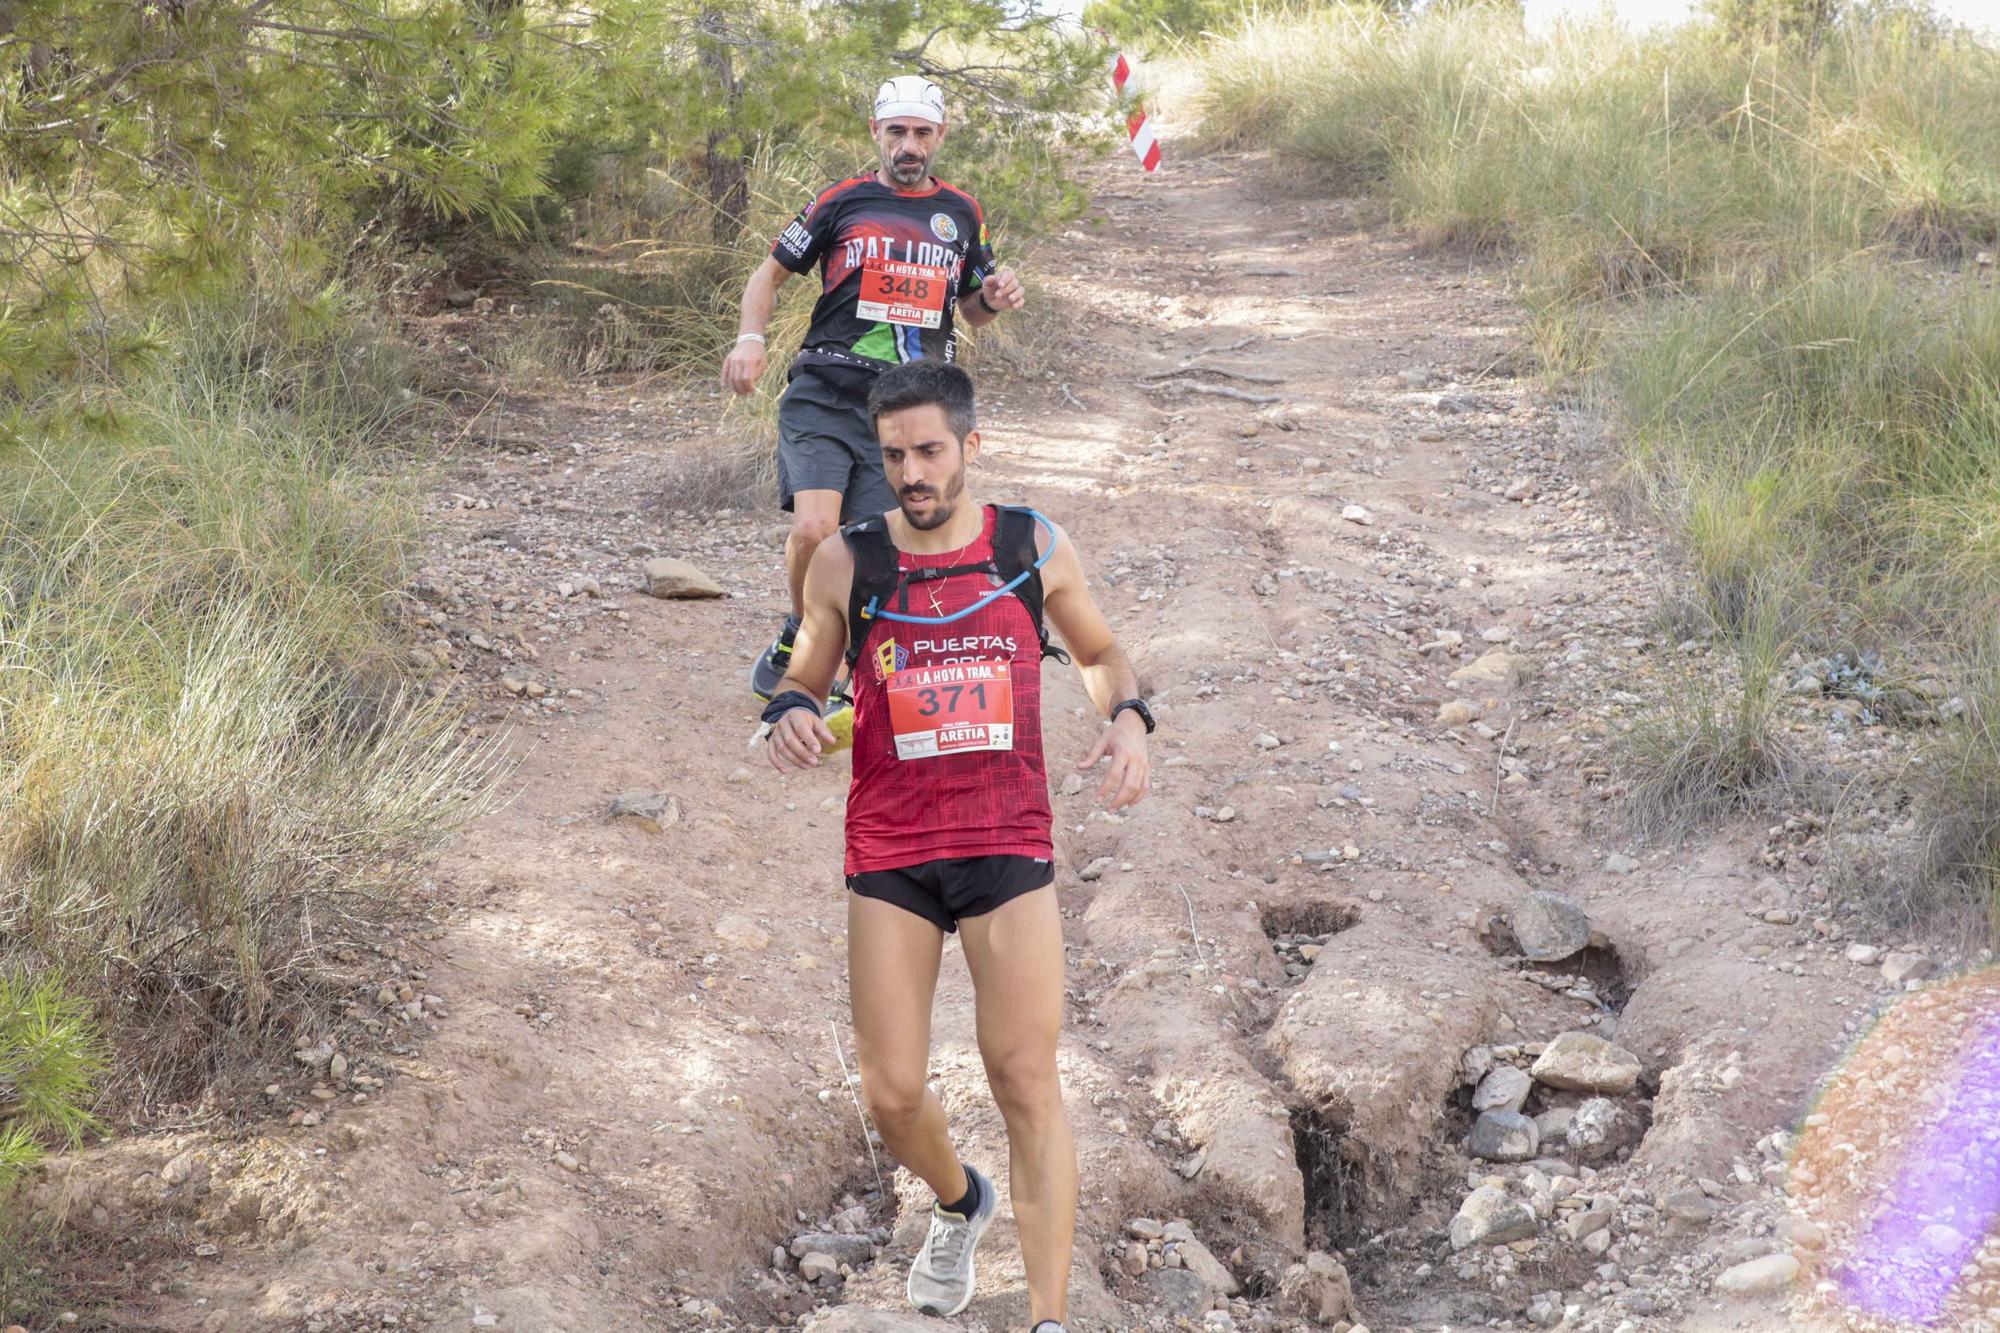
[738,271,779,336]
[1077,646,1139,718]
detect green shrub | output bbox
[0,972,103,1204]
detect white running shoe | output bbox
[907,1164,995,1316]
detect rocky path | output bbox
[56,150,1990,1333]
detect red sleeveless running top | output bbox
[845,506,1054,874]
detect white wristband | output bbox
[735,333,767,345]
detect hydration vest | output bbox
[840,504,1069,670]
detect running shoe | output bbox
[1030,1324,1068,1333]
[907,1164,995,1316]
[749,614,801,701]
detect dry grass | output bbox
[0,300,492,1106]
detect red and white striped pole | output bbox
[1110,49,1162,173]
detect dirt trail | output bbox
[61,149,1937,1333]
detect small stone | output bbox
[1565,1096,1633,1164]
[1212,806,1238,823]
[1449,650,1531,689]
[1921,1222,1966,1255]
[1603,853,1638,875]
[799,1251,841,1283]
[1778,1216,1825,1249]
[1436,699,1480,727]
[1255,733,1282,750]
[554,1151,580,1173]
[1880,952,1936,986]
[1533,1032,1643,1094]
[1177,1237,1239,1296]
[713,914,770,951]
[1061,773,1086,797]
[608,790,678,833]
[1080,856,1116,882]
[1277,1251,1353,1325]
[1714,1254,1801,1295]
[1126,1217,1166,1240]
[1450,1185,1539,1249]
[1512,891,1591,962]
[1144,1267,1220,1317]
[1461,1045,1495,1085]
[1122,1240,1151,1277]
[1562,1206,1613,1242]
[1341,504,1374,527]
[160,1151,200,1187]
[1469,1110,1539,1162]
[1534,1105,1576,1141]
[1845,943,1883,965]
[1662,1188,1716,1224]
[787,1233,874,1266]
[641,558,724,599]
[1473,1066,1533,1114]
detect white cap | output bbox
[874,75,945,125]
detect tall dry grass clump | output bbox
[0,300,490,1105]
[1195,4,2000,904]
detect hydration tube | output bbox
[865,508,1058,627]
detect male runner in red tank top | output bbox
[762,362,1151,1331]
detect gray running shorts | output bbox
[776,362,898,521]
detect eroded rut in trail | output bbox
[44,147,1926,1333]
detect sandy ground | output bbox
[32,148,1999,1333]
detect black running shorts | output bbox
[776,362,898,521]
[845,855,1055,933]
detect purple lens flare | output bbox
[1830,1000,2000,1324]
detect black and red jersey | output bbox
[771,173,996,373]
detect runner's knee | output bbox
[790,511,840,551]
[862,1074,927,1131]
[981,1046,1061,1121]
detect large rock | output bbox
[642,557,724,599]
[1278,1251,1354,1325]
[787,1232,874,1266]
[1532,1032,1644,1094]
[1714,1253,1801,1295]
[1450,1185,1538,1249]
[1473,1065,1533,1114]
[1565,1097,1636,1163]
[1881,952,1936,986]
[1143,1266,1221,1317]
[1513,891,1591,962]
[1469,1110,1540,1162]
[1175,1237,1239,1296]
[1450,649,1532,689]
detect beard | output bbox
[882,146,933,188]
[898,465,965,531]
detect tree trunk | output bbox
[697,10,749,245]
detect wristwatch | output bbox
[1110,698,1155,734]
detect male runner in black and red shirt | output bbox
[722,74,1026,701]
[762,361,1151,1331]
